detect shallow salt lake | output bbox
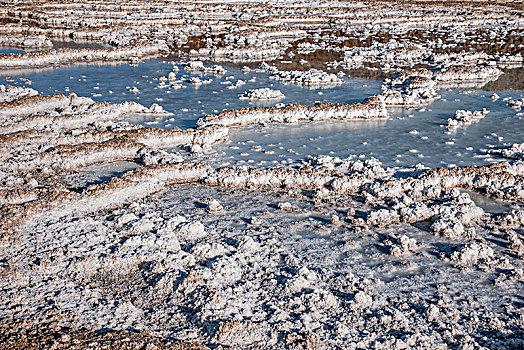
[213,89,524,169]
[1,59,380,129]
[2,59,523,169]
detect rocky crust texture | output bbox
[0,0,523,349]
[0,85,523,349]
[0,0,521,74]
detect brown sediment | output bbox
[0,0,520,74]
[364,0,524,11]
[0,319,209,350]
[482,67,524,91]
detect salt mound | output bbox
[269,68,342,89]
[444,109,489,129]
[239,88,285,101]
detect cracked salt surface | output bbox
[7,181,523,347]
[1,1,523,347]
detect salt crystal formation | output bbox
[379,66,503,107]
[0,0,523,349]
[489,143,524,161]
[184,60,227,76]
[0,34,52,49]
[0,41,168,69]
[444,109,489,129]
[269,68,343,89]
[197,96,388,127]
[0,84,38,102]
[508,98,524,111]
[239,88,285,101]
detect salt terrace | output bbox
[0,1,523,349]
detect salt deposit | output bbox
[0,0,523,349]
[239,88,285,101]
[269,68,343,89]
[444,109,489,129]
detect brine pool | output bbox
[2,59,523,170]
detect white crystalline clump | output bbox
[507,98,524,111]
[184,61,226,75]
[166,215,187,229]
[239,88,285,101]
[499,210,524,225]
[149,103,165,113]
[117,213,138,226]
[312,187,330,199]
[444,109,488,129]
[191,242,227,259]
[277,202,294,211]
[129,218,155,234]
[155,227,181,252]
[431,215,476,240]
[426,304,440,321]
[389,235,417,257]
[0,84,38,103]
[139,149,184,165]
[176,221,206,242]
[490,143,524,160]
[205,65,226,76]
[189,77,202,85]
[184,60,205,72]
[399,235,417,250]
[206,198,223,213]
[367,209,400,226]
[451,243,494,265]
[238,236,260,252]
[227,80,246,90]
[270,68,342,89]
[353,291,373,307]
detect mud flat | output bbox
[0,1,523,349]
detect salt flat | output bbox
[0,1,523,349]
